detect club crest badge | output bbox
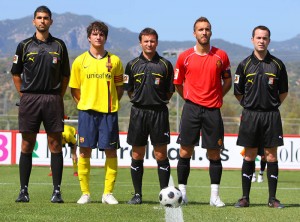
[216,60,222,69]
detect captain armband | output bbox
[222,69,232,79]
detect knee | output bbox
[79,148,92,158]
[179,146,194,158]
[132,152,144,160]
[265,148,278,162]
[49,144,62,153]
[266,154,277,162]
[155,152,168,161]
[132,147,145,160]
[207,149,221,161]
[105,149,117,158]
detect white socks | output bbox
[178,184,188,203]
[210,184,220,199]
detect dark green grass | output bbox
[0,165,299,222]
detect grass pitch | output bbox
[0,165,299,222]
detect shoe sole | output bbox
[102,199,118,204]
[210,202,225,207]
[127,201,142,204]
[235,205,249,208]
[16,195,30,203]
[268,203,284,208]
[51,200,64,203]
[16,200,30,203]
[77,200,90,204]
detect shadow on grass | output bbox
[59,200,300,208]
[225,202,300,208]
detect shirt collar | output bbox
[32,33,53,44]
[251,51,272,64]
[139,52,160,63]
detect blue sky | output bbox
[1,0,299,48]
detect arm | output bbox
[222,77,232,97]
[116,85,124,101]
[166,92,173,101]
[12,74,23,97]
[235,94,243,102]
[71,88,80,104]
[175,84,184,99]
[279,92,288,103]
[127,91,133,99]
[61,76,70,97]
[71,143,78,161]
[233,63,245,103]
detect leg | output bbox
[154,145,170,190]
[128,146,145,204]
[235,147,257,208]
[48,132,63,190]
[260,155,267,173]
[48,132,64,203]
[265,147,284,208]
[15,133,36,203]
[207,149,225,207]
[177,145,194,204]
[71,144,78,176]
[77,147,92,204]
[258,155,266,183]
[102,149,118,204]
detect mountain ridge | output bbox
[1,13,299,63]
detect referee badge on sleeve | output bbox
[155,78,160,85]
[123,74,129,83]
[174,68,179,80]
[13,55,18,64]
[234,74,240,83]
[52,57,58,64]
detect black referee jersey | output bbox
[124,52,175,106]
[11,33,70,94]
[234,52,288,111]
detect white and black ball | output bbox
[159,186,182,208]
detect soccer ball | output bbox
[159,186,182,208]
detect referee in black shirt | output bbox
[11,6,70,203]
[124,28,174,204]
[234,25,288,208]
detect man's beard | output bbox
[198,39,210,46]
[36,26,49,33]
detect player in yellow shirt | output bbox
[48,124,78,177]
[69,21,124,205]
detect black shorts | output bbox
[127,105,170,146]
[19,93,64,133]
[257,146,265,156]
[237,109,284,147]
[177,100,224,149]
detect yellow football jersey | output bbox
[69,51,124,113]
